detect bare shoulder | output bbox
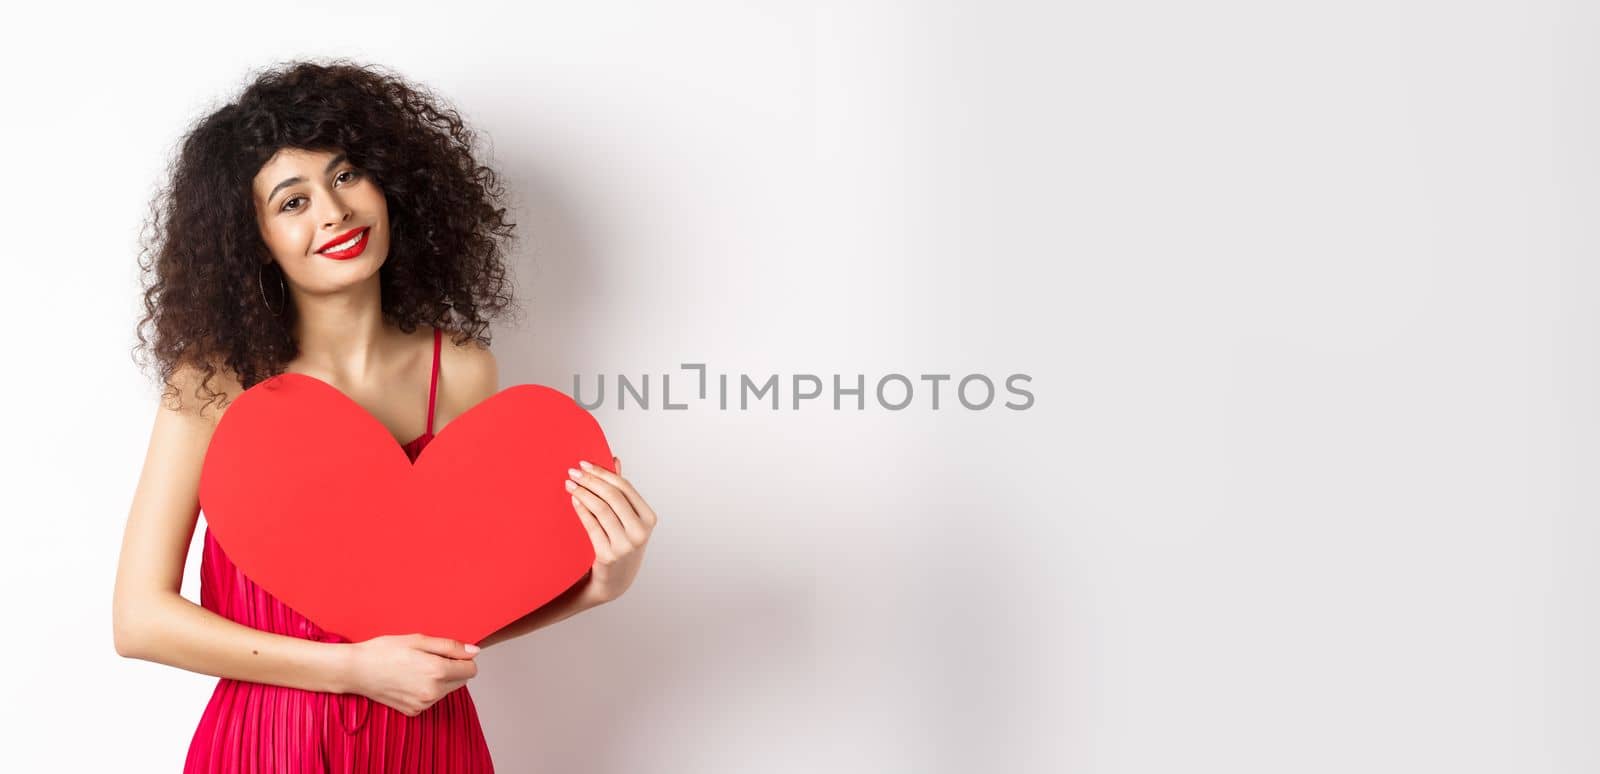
[142,359,243,473]
[437,328,500,415]
[161,359,246,426]
[142,357,241,494]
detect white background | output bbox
[1,1,1593,771]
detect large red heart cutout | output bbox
[198,372,608,645]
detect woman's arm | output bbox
[112,364,353,694]
[114,589,353,694]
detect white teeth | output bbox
[321,231,363,253]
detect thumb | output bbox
[614,456,621,474]
[413,634,479,659]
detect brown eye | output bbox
[281,196,305,212]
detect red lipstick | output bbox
[317,227,371,260]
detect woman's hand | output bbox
[566,456,659,604]
[342,633,481,717]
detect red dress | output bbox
[185,327,496,772]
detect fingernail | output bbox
[579,460,593,471]
[465,644,480,654]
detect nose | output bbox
[317,190,353,230]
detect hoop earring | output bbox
[258,263,287,315]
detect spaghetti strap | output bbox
[426,326,441,435]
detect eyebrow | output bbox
[265,153,349,204]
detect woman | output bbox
[113,59,658,772]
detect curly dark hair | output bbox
[133,58,522,416]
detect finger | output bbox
[568,468,643,541]
[446,660,479,682]
[571,494,617,560]
[413,634,478,659]
[571,484,626,551]
[576,460,657,532]
[569,484,628,552]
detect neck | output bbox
[287,274,393,382]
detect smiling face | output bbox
[251,147,391,293]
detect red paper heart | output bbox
[198,372,608,645]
